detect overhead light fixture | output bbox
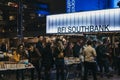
[8,2,18,8]
[9,15,15,21]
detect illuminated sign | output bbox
[66,0,75,13]
[66,0,112,13]
[114,0,120,8]
[46,8,120,34]
[35,3,50,15]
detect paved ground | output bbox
[1,70,120,80]
[0,65,120,80]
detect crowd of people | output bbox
[0,35,120,80]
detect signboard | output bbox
[46,8,120,34]
[66,0,112,13]
[66,0,76,13]
[113,0,120,8]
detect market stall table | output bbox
[0,61,34,80]
[64,57,81,80]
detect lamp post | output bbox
[17,0,24,44]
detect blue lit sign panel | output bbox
[35,3,50,15]
[66,0,75,13]
[66,0,117,13]
[36,10,50,15]
[46,8,120,34]
[66,0,101,13]
[113,0,120,8]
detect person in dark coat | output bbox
[42,42,54,80]
[73,41,81,57]
[36,36,44,56]
[27,44,41,80]
[64,42,74,57]
[117,41,120,75]
[96,40,110,77]
[54,40,65,80]
[0,42,7,52]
